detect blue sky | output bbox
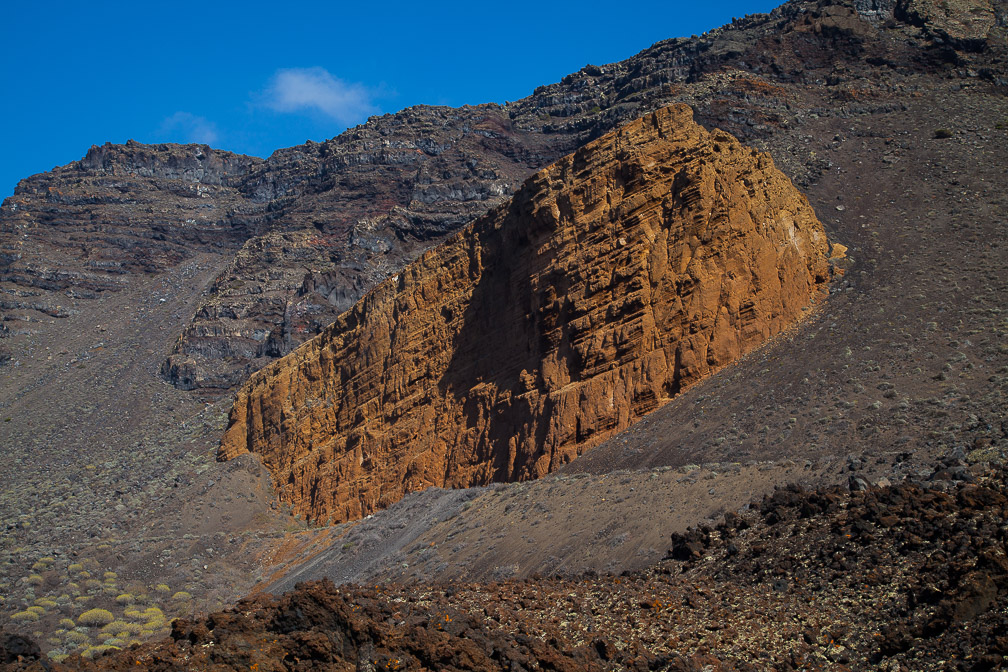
[1,1,779,197]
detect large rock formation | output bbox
[220,105,832,523]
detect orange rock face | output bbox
[220,104,831,523]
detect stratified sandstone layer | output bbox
[220,104,831,523]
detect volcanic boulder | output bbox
[220,104,831,523]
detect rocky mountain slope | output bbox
[7,459,1005,671]
[0,0,1005,665]
[220,104,832,523]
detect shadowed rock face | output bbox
[220,105,831,523]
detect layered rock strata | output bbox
[220,104,831,523]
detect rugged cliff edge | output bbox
[219,104,831,523]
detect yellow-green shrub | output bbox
[10,610,40,622]
[171,591,191,601]
[114,593,135,605]
[144,616,166,630]
[59,618,75,629]
[99,620,130,636]
[78,608,114,626]
[118,622,142,635]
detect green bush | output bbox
[99,620,130,636]
[10,610,40,622]
[118,622,142,635]
[114,593,135,605]
[78,608,115,627]
[171,591,191,602]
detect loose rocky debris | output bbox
[5,459,1004,671]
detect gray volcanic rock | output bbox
[0,143,262,332]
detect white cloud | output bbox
[264,67,378,125]
[159,112,220,145]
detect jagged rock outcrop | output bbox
[220,104,831,523]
